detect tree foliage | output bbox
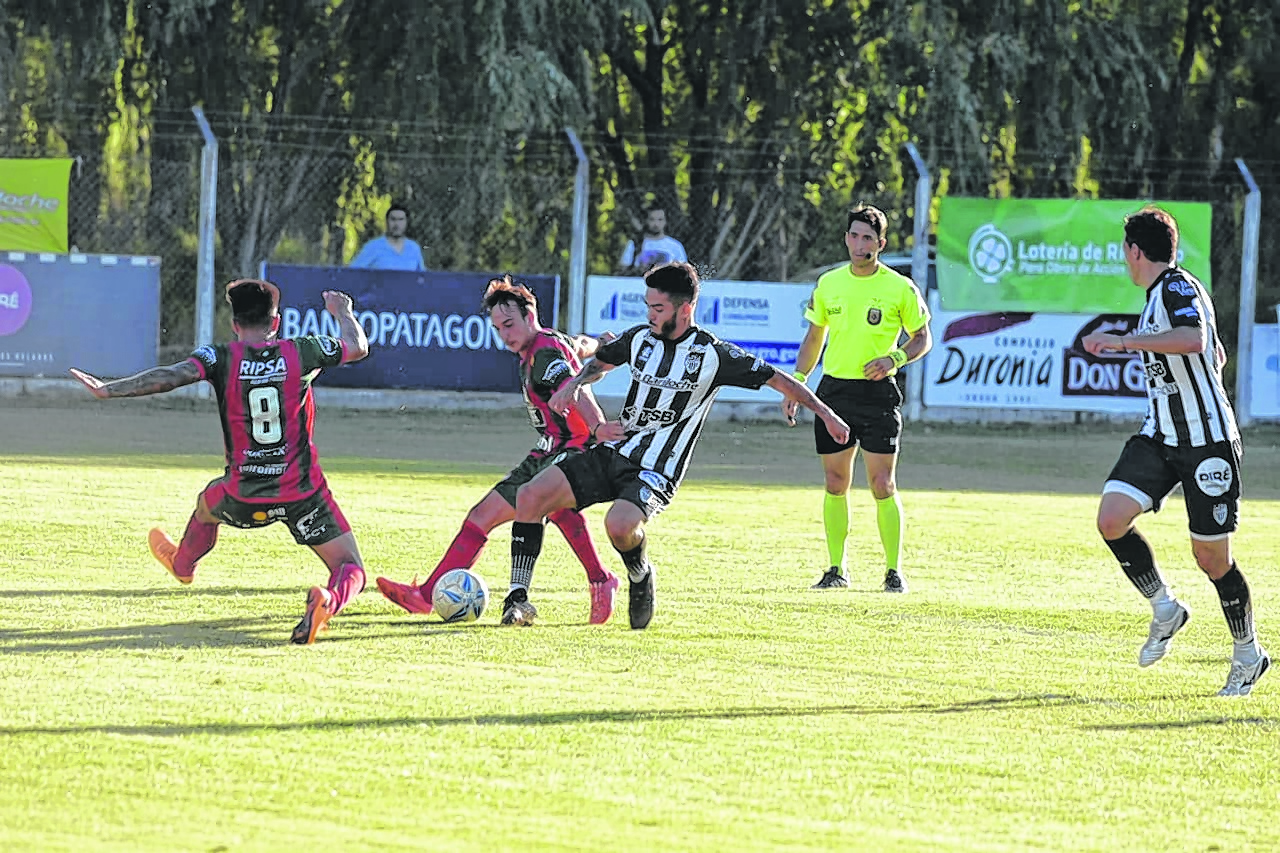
[1,0,1277,347]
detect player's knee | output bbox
[604,517,638,545]
[1096,511,1129,542]
[1191,545,1229,578]
[513,482,547,516]
[868,475,895,500]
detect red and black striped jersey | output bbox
[520,329,591,456]
[188,335,347,501]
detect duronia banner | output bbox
[0,159,73,253]
[936,198,1212,313]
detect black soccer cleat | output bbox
[500,588,538,626]
[629,565,656,630]
[883,569,907,594]
[812,568,849,589]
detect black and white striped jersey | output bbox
[1135,267,1238,448]
[593,324,777,487]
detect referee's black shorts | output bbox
[814,376,903,455]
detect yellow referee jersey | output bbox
[804,263,929,380]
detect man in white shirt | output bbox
[618,207,687,275]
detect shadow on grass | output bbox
[1086,716,1280,731]
[0,616,291,652]
[0,694,1100,738]
[0,586,301,600]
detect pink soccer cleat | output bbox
[376,575,434,615]
[589,572,621,625]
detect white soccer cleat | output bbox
[1138,602,1190,668]
[1218,647,1271,697]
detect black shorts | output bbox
[814,376,903,455]
[1104,434,1243,539]
[200,477,351,546]
[556,445,674,519]
[493,448,584,507]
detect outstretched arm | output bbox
[767,371,850,443]
[69,361,203,399]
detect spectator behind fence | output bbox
[349,203,426,271]
[617,207,687,276]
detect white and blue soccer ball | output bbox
[432,569,489,623]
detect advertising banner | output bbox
[264,265,559,391]
[936,198,1212,314]
[921,296,1149,414]
[0,159,73,253]
[1249,325,1280,419]
[583,275,814,402]
[0,252,160,378]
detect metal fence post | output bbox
[904,142,931,422]
[1234,158,1261,428]
[192,107,218,401]
[565,127,589,335]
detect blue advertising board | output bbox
[263,265,560,391]
[0,252,160,378]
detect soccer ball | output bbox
[431,569,489,623]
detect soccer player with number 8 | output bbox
[69,279,370,645]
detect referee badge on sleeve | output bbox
[867,307,882,325]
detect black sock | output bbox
[510,521,544,592]
[617,534,649,583]
[1104,529,1166,600]
[1212,563,1255,646]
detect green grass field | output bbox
[2,400,1279,851]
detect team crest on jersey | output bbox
[867,307,882,325]
[1213,503,1228,526]
[684,351,703,375]
[638,342,655,366]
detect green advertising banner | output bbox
[0,158,73,253]
[936,198,1212,313]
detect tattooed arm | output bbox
[69,361,204,399]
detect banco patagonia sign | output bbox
[938,197,1211,314]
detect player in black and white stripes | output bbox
[502,261,851,630]
[1084,206,1267,696]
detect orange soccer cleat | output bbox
[148,528,193,585]
[291,586,335,645]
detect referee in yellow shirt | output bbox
[783,205,932,592]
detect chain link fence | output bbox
[5,121,1279,364]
